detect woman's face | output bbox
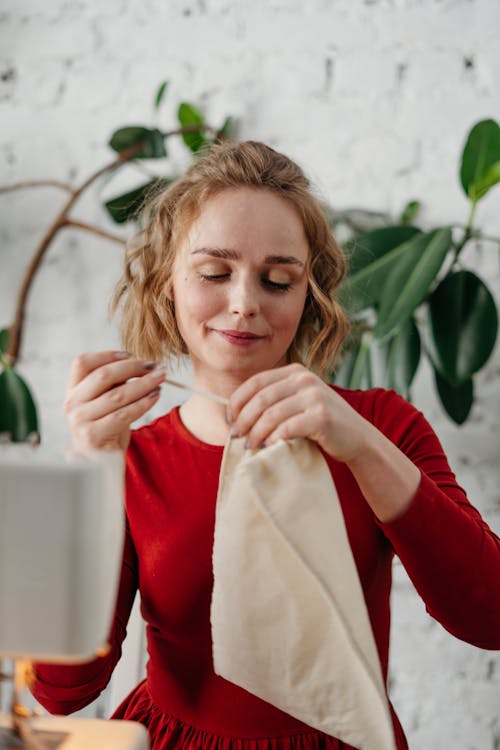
[171,186,310,386]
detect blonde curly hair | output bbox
[111,140,349,376]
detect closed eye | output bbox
[199,273,229,281]
[263,279,292,292]
[199,273,292,293]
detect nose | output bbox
[229,276,260,318]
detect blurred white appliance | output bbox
[0,446,149,750]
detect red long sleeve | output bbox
[368,388,500,649]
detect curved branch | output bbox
[63,219,126,245]
[7,216,65,364]
[0,180,75,195]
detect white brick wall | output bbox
[1,1,499,747]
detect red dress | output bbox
[32,387,500,750]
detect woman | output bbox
[32,141,500,749]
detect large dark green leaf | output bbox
[105,179,169,224]
[425,270,498,384]
[434,369,473,425]
[333,337,372,389]
[340,226,421,312]
[387,317,421,397]
[0,327,9,355]
[0,368,39,442]
[333,320,421,398]
[177,102,206,152]
[374,228,452,342]
[108,126,167,159]
[460,119,500,201]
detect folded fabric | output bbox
[211,437,396,750]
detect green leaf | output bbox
[387,317,421,397]
[341,226,422,312]
[154,80,169,110]
[434,369,473,425]
[333,334,374,389]
[460,119,500,200]
[177,102,206,152]
[108,126,167,159]
[333,320,421,398]
[399,200,421,225]
[218,115,234,140]
[0,328,9,355]
[425,270,498,385]
[104,179,170,224]
[0,368,39,442]
[374,228,452,342]
[471,160,500,201]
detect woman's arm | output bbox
[228,366,500,650]
[364,387,500,650]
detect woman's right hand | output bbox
[64,351,166,452]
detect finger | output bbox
[229,363,303,422]
[233,379,304,440]
[264,411,314,447]
[243,393,309,449]
[70,368,166,423]
[67,358,162,407]
[75,388,162,450]
[67,350,131,389]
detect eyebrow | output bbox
[190,247,305,267]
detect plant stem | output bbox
[451,224,500,245]
[0,180,75,195]
[466,199,477,234]
[451,201,477,264]
[63,219,126,245]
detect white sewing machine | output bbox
[0,446,149,750]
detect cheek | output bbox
[273,290,307,330]
[176,277,224,321]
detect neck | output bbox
[179,395,230,446]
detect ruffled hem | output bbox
[110,680,356,750]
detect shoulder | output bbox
[127,407,180,458]
[328,384,414,419]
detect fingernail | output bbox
[147,387,161,398]
[151,368,166,380]
[230,427,239,439]
[143,361,157,371]
[258,441,267,450]
[114,351,130,359]
[244,438,250,450]
[226,407,232,424]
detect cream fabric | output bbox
[211,437,396,750]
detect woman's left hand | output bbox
[227,363,372,465]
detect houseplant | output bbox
[331,118,500,424]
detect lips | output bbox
[214,329,266,346]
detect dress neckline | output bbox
[170,406,225,453]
